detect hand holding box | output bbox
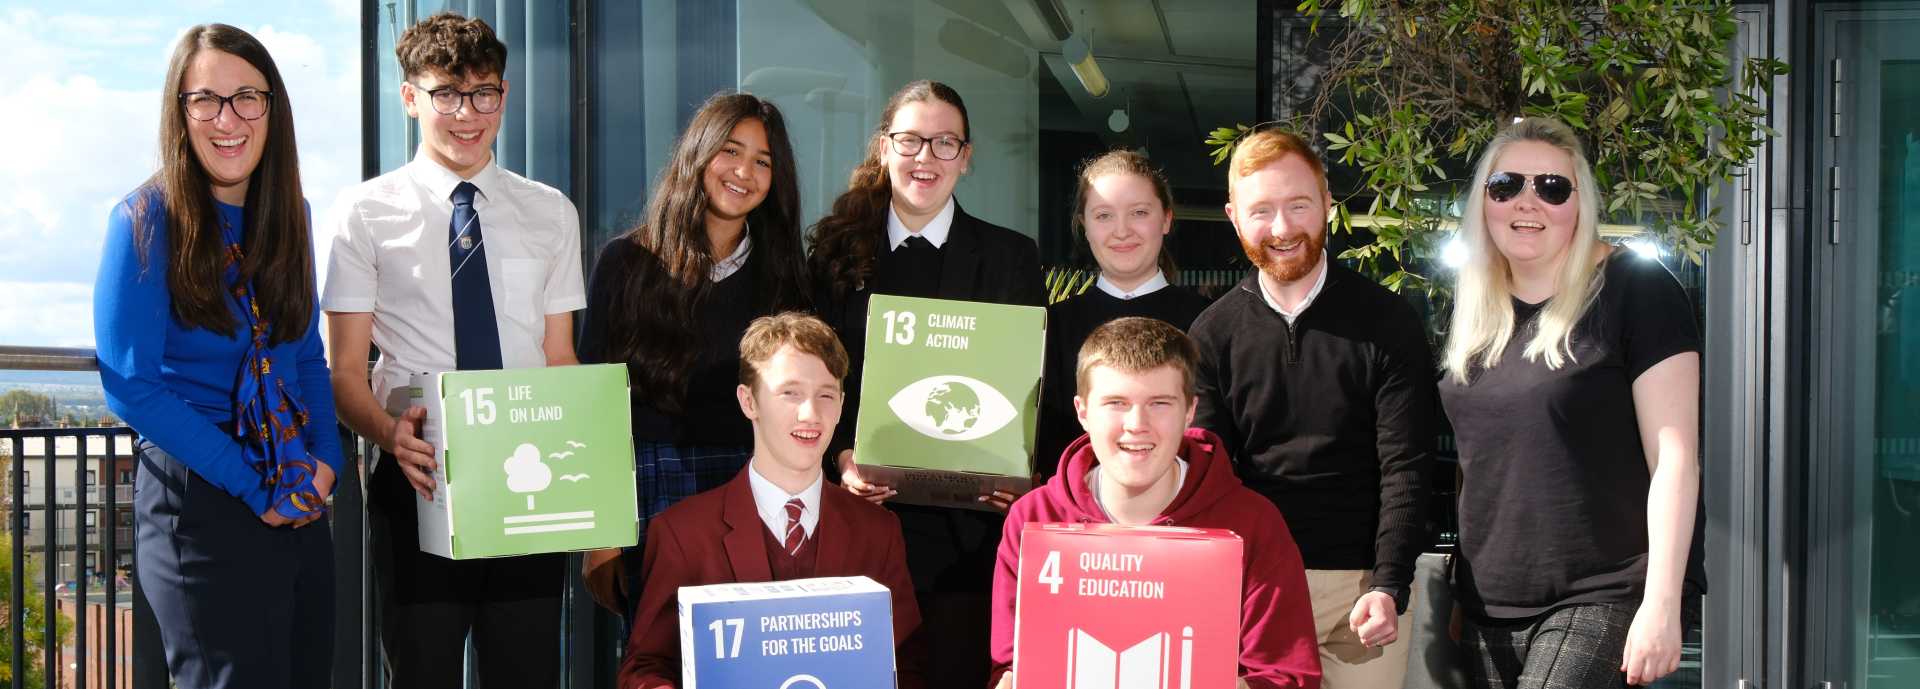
[410,364,638,559]
[854,295,1046,510]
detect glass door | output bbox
[1813,5,1920,687]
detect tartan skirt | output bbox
[619,441,752,615]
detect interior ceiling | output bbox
[795,0,1258,182]
[1005,0,1258,182]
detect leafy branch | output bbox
[1209,0,1787,296]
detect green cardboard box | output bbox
[855,295,1045,510]
[409,364,639,559]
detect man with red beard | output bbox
[1187,128,1437,689]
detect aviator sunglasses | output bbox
[1485,171,1576,205]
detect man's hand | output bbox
[387,406,438,500]
[1348,590,1400,648]
[837,450,896,504]
[1622,598,1681,685]
[583,548,626,613]
[993,673,1012,689]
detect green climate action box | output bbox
[855,294,1045,510]
[410,363,639,559]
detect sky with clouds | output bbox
[0,0,360,347]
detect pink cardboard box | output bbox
[1013,523,1245,689]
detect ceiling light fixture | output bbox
[1062,30,1109,98]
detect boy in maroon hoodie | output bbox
[987,317,1322,688]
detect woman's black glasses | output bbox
[1485,172,1576,205]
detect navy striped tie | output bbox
[449,181,503,370]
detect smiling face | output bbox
[1482,140,1582,271]
[1082,172,1172,288]
[703,117,774,228]
[739,345,844,483]
[403,69,507,179]
[181,49,270,206]
[1075,363,1195,499]
[884,99,971,224]
[1226,153,1331,285]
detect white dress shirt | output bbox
[1094,270,1170,300]
[1256,252,1329,325]
[322,151,587,411]
[885,197,957,250]
[710,230,752,282]
[747,463,824,541]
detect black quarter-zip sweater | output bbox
[1188,263,1437,598]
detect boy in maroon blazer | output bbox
[988,317,1322,688]
[618,312,924,689]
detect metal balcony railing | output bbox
[4,422,140,689]
[14,486,135,507]
[13,526,135,548]
[3,345,181,689]
[2,345,618,689]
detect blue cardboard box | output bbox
[679,576,898,688]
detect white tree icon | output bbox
[504,443,553,510]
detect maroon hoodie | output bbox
[987,428,1322,688]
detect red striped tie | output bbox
[783,498,806,556]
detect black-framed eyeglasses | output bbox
[409,82,505,115]
[1485,171,1577,205]
[885,132,968,160]
[179,89,273,122]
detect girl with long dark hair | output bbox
[94,24,337,688]
[808,79,1045,689]
[578,92,811,615]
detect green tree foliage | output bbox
[0,390,55,426]
[1210,0,1788,297]
[0,538,73,686]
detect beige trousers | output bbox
[1306,569,1413,689]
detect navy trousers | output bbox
[134,440,334,689]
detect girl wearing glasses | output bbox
[576,92,812,617]
[1033,150,1212,475]
[94,24,336,689]
[1438,117,1702,688]
[807,79,1044,689]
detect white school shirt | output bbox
[1256,251,1330,325]
[1094,270,1170,300]
[747,463,824,541]
[885,197,956,249]
[322,152,587,411]
[710,231,752,282]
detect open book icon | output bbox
[1064,627,1195,689]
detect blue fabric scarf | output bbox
[223,219,325,520]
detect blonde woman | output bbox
[1438,118,1703,688]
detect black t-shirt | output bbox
[1439,250,1706,619]
[1035,284,1213,477]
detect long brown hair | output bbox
[136,24,312,344]
[807,80,971,297]
[1071,149,1179,279]
[601,92,809,413]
